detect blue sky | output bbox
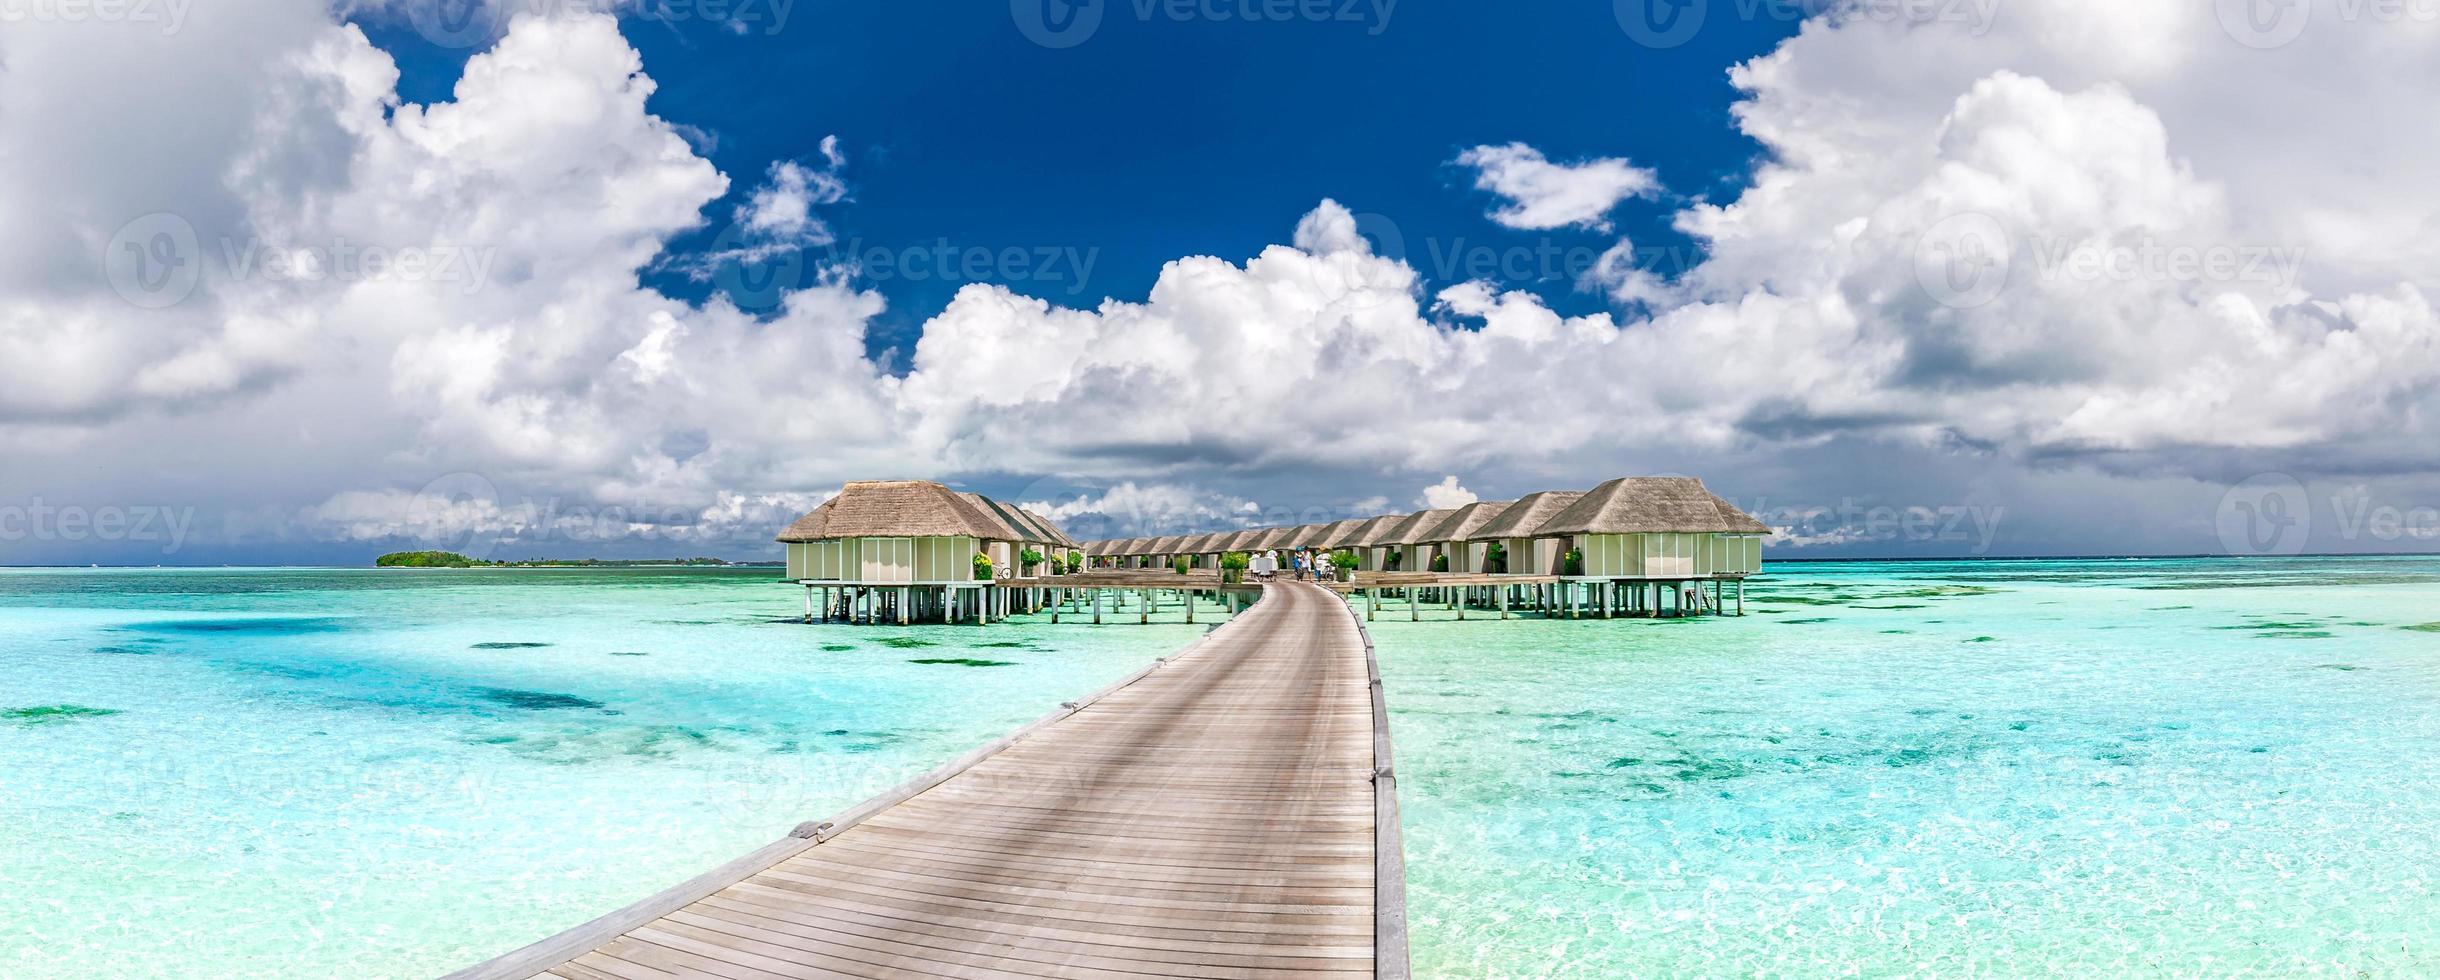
[365,3,1800,358]
[8,0,2440,564]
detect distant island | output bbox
[373,552,769,568]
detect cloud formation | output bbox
[1454,142,1662,231]
[4,0,2439,563]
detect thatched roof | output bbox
[958,493,1031,542]
[778,481,1017,543]
[1215,530,1263,552]
[1308,520,1362,549]
[1179,532,1227,554]
[1469,490,1584,540]
[1379,508,1457,546]
[1420,500,1512,543]
[1020,508,1078,548]
[1246,527,1298,550]
[1146,535,1192,555]
[1352,514,1413,547]
[1704,491,1773,534]
[1533,477,1772,535]
[1261,526,1311,548]
[1325,515,1399,549]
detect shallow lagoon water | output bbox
[9,560,2440,977]
[0,568,1205,977]
[1372,557,2440,977]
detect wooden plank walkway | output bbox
[447,581,1406,980]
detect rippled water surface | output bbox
[11,560,2440,978]
[0,568,1204,977]
[1372,557,2440,977]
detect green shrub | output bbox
[1065,550,1083,570]
[973,553,995,580]
[1563,549,1584,576]
[1431,552,1449,572]
[1484,542,1507,574]
[1172,555,1191,575]
[1220,551,1251,570]
[1329,550,1361,570]
[1019,548,1045,570]
[1047,558,1067,575]
[1384,548,1402,570]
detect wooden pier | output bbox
[446,581,1408,980]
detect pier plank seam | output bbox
[444,582,1399,980]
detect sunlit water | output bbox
[10,561,2440,978]
[1371,557,2440,977]
[0,568,1207,977]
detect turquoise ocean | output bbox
[5,559,2440,977]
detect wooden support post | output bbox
[1139,589,1150,625]
[1366,589,1377,621]
[1092,588,1104,625]
[1185,591,1196,624]
[1736,579,1745,616]
[1498,585,1510,619]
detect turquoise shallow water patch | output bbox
[0,567,1203,977]
[1372,556,2440,976]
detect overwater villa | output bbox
[778,480,1089,624]
[1420,499,1512,573]
[1376,508,1458,572]
[1466,489,1585,576]
[782,475,1772,625]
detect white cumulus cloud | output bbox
[1454,142,1661,231]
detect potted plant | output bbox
[1172,554,1191,575]
[1019,548,1045,574]
[1563,548,1584,576]
[1484,542,1507,574]
[1219,551,1250,584]
[1048,557,1067,575]
[1431,552,1449,572]
[973,553,995,580]
[1065,550,1083,571]
[1329,550,1360,582]
[1385,548,1402,571]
